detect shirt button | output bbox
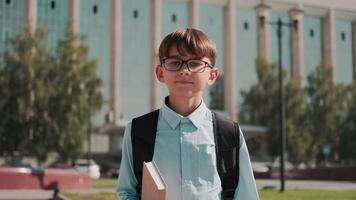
[181,118,189,123]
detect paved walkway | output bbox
[1,180,356,199]
[0,189,56,200]
[256,179,356,191]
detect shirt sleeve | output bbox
[116,122,140,200]
[233,128,260,200]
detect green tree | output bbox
[51,23,103,162]
[339,83,356,164]
[240,57,311,165]
[284,80,310,165]
[0,27,56,165]
[240,57,279,157]
[0,23,103,165]
[305,65,347,164]
[240,57,278,126]
[209,74,224,110]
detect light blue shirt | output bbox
[117,100,260,200]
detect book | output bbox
[142,161,167,200]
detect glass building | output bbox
[1,0,356,156]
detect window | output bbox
[172,14,177,23]
[244,21,249,31]
[93,5,98,14]
[133,9,138,19]
[341,32,346,41]
[310,29,314,37]
[50,1,56,10]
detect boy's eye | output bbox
[188,60,204,68]
[167,60,181,67]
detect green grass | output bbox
[259,189,356,200]
[63,180,356,200]
[63,192,116,200]
[91,178,117,188]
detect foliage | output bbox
[0,23,103,165]
[339,83,356,163]
[51,23,103,162]
[240,57,310,165]
[209,74,224,110]
[240,57,278,127]
[284,80,310,165]
[305,65,347,163]
[0,27,56,164]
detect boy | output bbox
[117,28,259,200]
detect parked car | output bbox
[106,165,120,178]
[74,159,100,179]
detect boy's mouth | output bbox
[175,80,194,84]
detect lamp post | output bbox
[259,15,298,192]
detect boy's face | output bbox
[155,46,219,98]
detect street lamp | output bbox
[258,14,298,192]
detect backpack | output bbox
[131,109,240,199]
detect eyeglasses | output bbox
[161,57,213,73]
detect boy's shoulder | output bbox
[132,109,160,121]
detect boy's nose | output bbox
[179,63,190,75]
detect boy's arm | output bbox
[233,129,260,200]
[117,122,140,200]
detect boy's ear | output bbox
[207,67,219,85]
[155,65,165,83]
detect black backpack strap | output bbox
[212,112,240,200]
[131,109,160,194]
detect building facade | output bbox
[1,0,356,157]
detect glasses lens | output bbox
[188,60,205,72]
[164,58,182,71]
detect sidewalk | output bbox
[0,189,61,200]
[256,179,356,191]
[1,180,355,199]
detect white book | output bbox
[142,161,167,200]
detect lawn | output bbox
[63,192,117,200]
[259,189,356,200]
[91,178,118,188]
[63,188,356,200]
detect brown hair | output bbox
[159,28,217,66]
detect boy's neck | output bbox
[166,95,203,117]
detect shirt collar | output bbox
[161,97,211,129]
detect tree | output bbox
[305,65,347,164]
[240,57,311,166]
[284,80,311,165]
[0,23,103,165]
[240,57,278,126]
[0,27,56,165]
[339,83,356,164]
[50,22,103,162]
[240,57,279,157]
[209,74,224,110]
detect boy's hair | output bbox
[159,28,217,66]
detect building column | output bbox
[26,0,37,34]
[353,21,356,81]
[323,8,336,81]
[289,8,304,84]
[224,0,237,121]
[151,0,161,110]
[189,0,199,29]
[69,0,80,34]
[255,3,271,61]
[110,0,122,124]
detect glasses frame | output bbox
[161,57,213,73]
